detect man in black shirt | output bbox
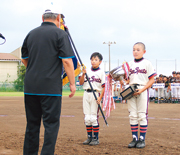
[21,7,76,155]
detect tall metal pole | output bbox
[103,41,116,72]
[64,27,109,126]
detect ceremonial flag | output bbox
[60,17,81,86]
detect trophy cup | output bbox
[109,62,137,100]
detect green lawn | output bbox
[0,90,84,97]
[0,92,24,97]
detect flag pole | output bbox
[64,26,109,126]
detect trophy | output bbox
[109,62,137,100]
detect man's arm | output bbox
[21,59,28,67]
[62,58,76,98]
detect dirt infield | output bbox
[0,96,180,155]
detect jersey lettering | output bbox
[85,76,101,83]
[130,67,147,75]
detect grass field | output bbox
[0,90,84,97]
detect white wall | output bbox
[0,61,19,82]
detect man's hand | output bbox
[69,84,76,98]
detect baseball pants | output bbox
[171,88,177,98]
[164,88,170,99]
[128,86,148,126]
[177,88,180,99]
[83,91,99,126]
[154,89,158,98]
[23,95,61,155]
[158,88,164,98]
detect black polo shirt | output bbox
[21,22,74,96]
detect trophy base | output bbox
[120,85,137,100]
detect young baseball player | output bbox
[154,77,159,103]
[127,42,157,148]
[158,74,164,103]
[79,52,105,145]
[163,76,171,103]
[175,72,180,103]
[170,71,177,103]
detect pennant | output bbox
[102,75,116,118]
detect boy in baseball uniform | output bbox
[163,76,171,103]
[79,52,105,145]
[127,42,156,148]
[154,77,159,103]
[158,74,164,103]
[170,71,177,103]
[176,72,180,103]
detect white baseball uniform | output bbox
[128,58,156,125]
[116,81,121,98]
[149,87,155,98]
[79,67,105,126]
[170,77,177,99]
[176,77,180,99]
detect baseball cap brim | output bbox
[43,8,61,15]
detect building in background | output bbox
[0,47,21,82]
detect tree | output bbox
[13,65,26,91]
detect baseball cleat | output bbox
[83,137,92,145]
[89,137,99,145]
[136,138,145,148]
[128,138,138,148]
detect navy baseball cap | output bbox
[172,71,176,74]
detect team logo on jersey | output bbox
[129,67,147,75]
[85,76,101,83]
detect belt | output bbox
[85,89,97,92]
[132,84,145,86]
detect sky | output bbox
[1,0,180,76]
